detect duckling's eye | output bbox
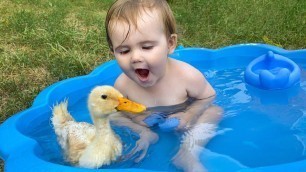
[101,95,107,99]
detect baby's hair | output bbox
[105,0,176,51]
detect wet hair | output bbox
[105,0,177,51]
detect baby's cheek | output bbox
[150,62,167,76]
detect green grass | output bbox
[0,0,305,170]
[171,0,305,48]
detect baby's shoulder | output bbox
[115,73,128,83]
[114,74,132,96]
[171,58,203,78]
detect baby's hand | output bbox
[126,129,159,162]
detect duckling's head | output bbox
[88,85,146,118]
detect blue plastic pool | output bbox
[1,44,306,172]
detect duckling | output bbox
[51,85,146,169]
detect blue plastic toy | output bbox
[143,112,180,131]
[244,51,301,90]
[158,117,180,132]
[143,113,166,127]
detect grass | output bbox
[0,0,305,171]
[171,0,305,48]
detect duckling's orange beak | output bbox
[116,97,146,113]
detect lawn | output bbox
[0,0,305,171]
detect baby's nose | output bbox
[131,50,144,63]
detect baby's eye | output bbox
[142,46,153,50]
[119,50,130,55]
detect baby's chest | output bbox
[128,87,188,107]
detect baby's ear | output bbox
[168,34,177,54]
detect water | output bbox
[27,66,306,171]
[30,97,181,171]
[206,67,306,168]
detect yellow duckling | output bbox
[51,85,146,169]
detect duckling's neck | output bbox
[92,116,114,137]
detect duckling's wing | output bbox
[60,121,96,164]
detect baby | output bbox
[105,0,222,171]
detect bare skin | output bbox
[172,105,223,172]
[109,112,159,163]
[109,8,222,172]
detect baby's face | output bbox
[110,9,176,88]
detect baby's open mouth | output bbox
[135,69,149,80]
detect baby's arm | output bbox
[171,67,223,171]
[169,66,217,130]
[109,112,158,162]
[171,96,216,129]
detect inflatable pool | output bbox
[1,44,306,172]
